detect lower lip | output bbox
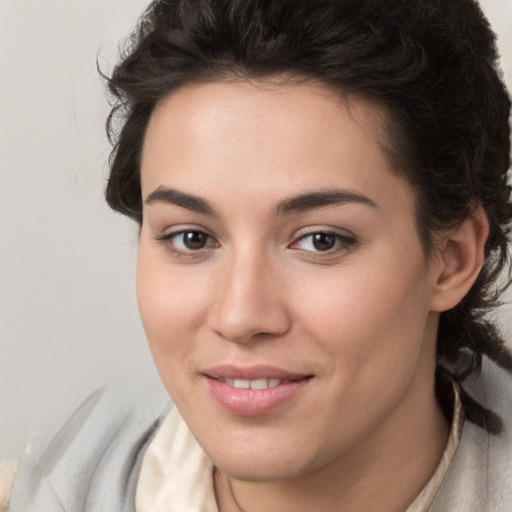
[205,377,311,416]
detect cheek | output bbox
[135,246,209,360]
[294,254,431,376]
[135,247,215,411]
[289,258,434,440]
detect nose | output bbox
[207,251,291,344]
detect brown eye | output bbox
[292,231,356,254]
[311,233,336,251]
[182,231,209,250]
[161,230,217,252]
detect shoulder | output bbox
[431,360,512,511]
[7,368,172,512]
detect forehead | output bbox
[145,79,389,146]
[140,80,415,213]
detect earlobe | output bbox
[429,207,489,312]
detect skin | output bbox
[137,80,487,511]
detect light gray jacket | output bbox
[8,361,512,511]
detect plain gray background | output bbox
[1,0,512,459]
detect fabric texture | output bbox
[428,360,512,511]
[135,408,217,512]
[0,459,20,512]
[7,370,171,512]
[4,360,512,511]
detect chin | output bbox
[205,432,324,483]
[215,456,304,482]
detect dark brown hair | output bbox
[104,0,512,430]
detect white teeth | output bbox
[223,378,286,389]
[250,378,269,390]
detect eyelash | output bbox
[290,231,357,256]
[155,229,357,258]
[155,229,218,258]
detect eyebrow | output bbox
[274,188,378,215]
[145,186,217,216]
[144,186,377,216]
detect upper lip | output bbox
[203,364,312,381]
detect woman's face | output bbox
[137,81,442,481]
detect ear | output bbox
[429,207,489,312]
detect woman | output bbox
[3,0,512,510]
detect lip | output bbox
[203,364,312,417]
[203,364,310,381]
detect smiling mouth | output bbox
[219,378,291,389]
[205,373,312,416]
